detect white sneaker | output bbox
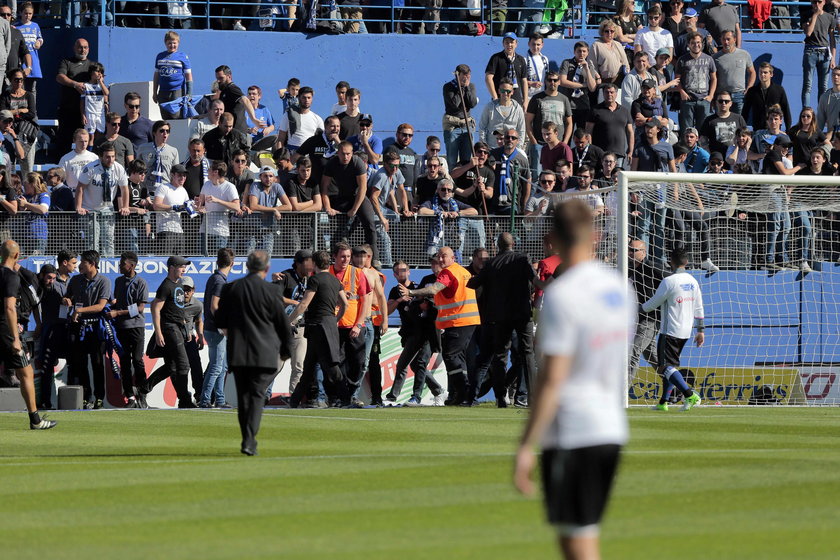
[232,20,246,30]
[801,261,812,273]
[700,258,720,273]
[432,393,445,407]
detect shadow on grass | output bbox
[0,452,229,459]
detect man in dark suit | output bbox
[216,250,292,456]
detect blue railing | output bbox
[22,0,809,36]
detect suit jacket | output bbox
[216,272,292,370]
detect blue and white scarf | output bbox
[430,194,460,248]
[182,155,209,184]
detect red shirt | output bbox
[535,255,561,299]
[435,267,459,299]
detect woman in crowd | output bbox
[1,68,39,176]
[611,0,643,50]
[589,19,630,89]
[789,107,827,167]
[19,171,49,255]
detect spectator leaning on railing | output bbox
[152,163,190,254]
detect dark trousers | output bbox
[38,322,69,406]
[333,197,379,262]
[144,324,191,403]
[291,323,347,406]
[117,327,146,398]
[232,367,277,452]
[366,325,383,402]
[68,327,105,402]
[340,326,368,393]
[489,318,536,402]
[389,332,443,399]
[441,324,476,403]
[185,338,204,395]
[468,325,494,401]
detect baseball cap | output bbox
[503,32,517,41]
[167,255,190,267]
[709,152,724,162]
[641,79,657,89]
[492,129,504,136]
[773,134,793,147]
[170,163,188,175]
[259,165,276,176]
[655,48,671,58]
[359,113,373,124]
[0,110,13,121]
[685,7,698,17]
[644,119,661,128]
[181,275,195,289]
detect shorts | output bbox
[657,334,688,369]
[85,113,105,135]
[0,329,30,370]
[541,444,622,530]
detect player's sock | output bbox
[29,412,41,425]
[665,366,692,396]
[659,379,674,405]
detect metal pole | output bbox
[618,170,630,408]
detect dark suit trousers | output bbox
[233,367,277,451]
[292,323,347,406]
[489,318,535,400]
[117,327,146,398]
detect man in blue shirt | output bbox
[153,31,193,120]
[246,85,276,150]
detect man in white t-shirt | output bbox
[76,142,129,258]
[153,164,191,255]
[199,160,241,256]
[59,128,98,191]
[189,99,224,140]
[515,199,636,560]
[642,245,705,411]
[276,86,324,152]
[635,6,674,65]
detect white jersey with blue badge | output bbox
[641,271,704,339]
[538,261,636,450]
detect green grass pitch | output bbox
[1,407,839,559]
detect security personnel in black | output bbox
[216,250,292,456]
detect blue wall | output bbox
[36,28,812,134]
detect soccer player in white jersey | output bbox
[642,245,705,411]
[514,199,636,560]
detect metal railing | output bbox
[25,0,809,37]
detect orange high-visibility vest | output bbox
[434,262,480,330]
[371,270,386,327]
[331,264,364,328]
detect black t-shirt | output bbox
[323,155,367,200]
[699,113,747,156]
[0,266,20,327]
[338,111,361,140]
[454,163,495,212]
[588,103,632,155]
[184,159,205,200]
[287,175,317,203]
[219,82,247,132]
[414,175,443,207]
[277,267,309,302]
[296,133,334,186]
[388,281,417,335]
[304,271,341,323]
[57,56,94,109]
[762,149,785,175]
[790,127,826,167]
[115,180,149,211]
[485,50,529,106]
[155,277,186,326]
[795,164,835,206]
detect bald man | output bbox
[1,240,57,429]
[55,38,98,155]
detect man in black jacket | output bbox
[202,112,251,166]
[467,232,536,408]
[216,250,292,456]
[628,238,664,383]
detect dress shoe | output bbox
[240,446,257,456]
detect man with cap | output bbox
[248,165,293,258]
[682,127,710,173]
[141,255,195,408]
[674,8,715,59]
[485,33,529,108]
[152,163,191,255]
[181,275,206,402]
[216,250,292,455]
[346,114,382,168]
[700,90,747,156]
[273,249,314,396]
[200,248,235,408]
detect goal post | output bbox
[614,170,840,406]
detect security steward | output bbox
[399,245,480,405]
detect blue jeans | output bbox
[375,208,399,267]
[202,233,229,257]
[791,209,813,263]
[767,191,790,264]
[802,47,831,109]
[443,126,474,170]
[458,217,487,259]
[257,230,276,258]
[678,99,711,134]
[83,210,115,258]
[200,330,227,406]
[730,91,745,115]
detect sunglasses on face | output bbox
[399,132,414,137]
[505,135,519,140]
[718,99,732,104]
[539,179,555,184]
[159,129,170,134]
[500,89,513,94]
[234,159,247,163]
[127,104,140,109]
[546,78,560,82]
[428,164,440,168]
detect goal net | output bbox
[611,170,840,407]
